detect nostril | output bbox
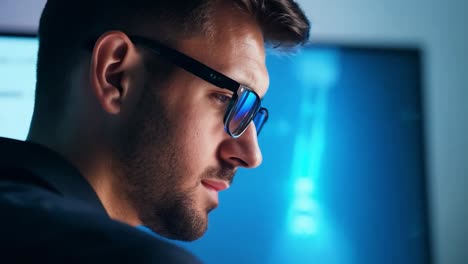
[230,157,248,167]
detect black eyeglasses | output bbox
[128,35,268,138]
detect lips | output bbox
[201,179,229,192]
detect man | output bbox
[0,0,309,262]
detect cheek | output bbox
[163,84,226,179]
[176,108,222,176]
[181,114,212,163]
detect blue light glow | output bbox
[291,214,318,236]
[286,49,340,238]
[294,177,314,194]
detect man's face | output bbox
[116,9,269,241]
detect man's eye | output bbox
[214,93,231,104]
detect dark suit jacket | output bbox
[0,137,201,263]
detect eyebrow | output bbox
[215,64,266,98]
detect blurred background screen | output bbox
[0,34,431,264]
[0,34,37,140]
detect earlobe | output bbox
[89,31,133,115]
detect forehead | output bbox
[166,7,270,98]
[216,37,269,98]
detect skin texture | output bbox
[28,4,269,241]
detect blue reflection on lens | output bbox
[230,90,258,135]
[253,108,268,135]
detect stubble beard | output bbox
[114,84,208,241]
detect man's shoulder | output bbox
[0,167,201,263]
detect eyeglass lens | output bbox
[228,88,263,137]
[253,108,268,135]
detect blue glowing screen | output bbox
[180,46,430,264]
[0,35,430,264]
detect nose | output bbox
[218,123,263,169]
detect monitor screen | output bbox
[0,34,37,140]
[0,34,430,264]
[180,45,430,264]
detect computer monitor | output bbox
[181,44,431,264]
[0,33,431,264]
[0,33,37,140]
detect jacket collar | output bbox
[0,137,107,216]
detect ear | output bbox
[89,31,136,114]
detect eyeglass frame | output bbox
[126,35,269,138]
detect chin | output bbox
[147,205,210,242]
[170,220,208,242]
[183,210,209,241]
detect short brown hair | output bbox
[35,0,310,117]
